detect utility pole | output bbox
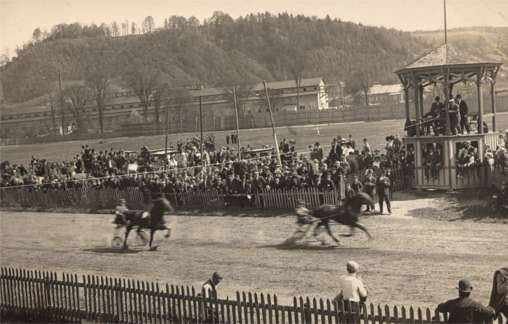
[199,95,204,160]
[444,0,448,56]
[58,71,65,136]
[232,87,241,158]
[164,100,170,166]
[263,80,282,167]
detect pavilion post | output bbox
[444,69,451,136]
[477,73,484,134]
[419,84,425,121]
[413,75,421,137]
[404,87,410,121]
[490,81,496,132]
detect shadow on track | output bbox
[259,241,371,251]
[82,247,142,254]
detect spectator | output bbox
[335,261,368,311]
[376,170,392,214]
[456,94,470,134]
[202,272,223,299]
[436,279,496,323]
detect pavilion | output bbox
[395,44,504,190]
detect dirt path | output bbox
[1,194,507,309]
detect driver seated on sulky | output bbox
[295,200,313,228]
[115,198,130,225]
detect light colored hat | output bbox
[346,261,360,273]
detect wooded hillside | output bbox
[0,12,430,104]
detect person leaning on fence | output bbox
[436,279,496,323]
[200,272,223,322]
[335,261,368,312]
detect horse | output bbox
[307,192,374,245]
[113,197,174,251]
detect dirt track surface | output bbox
[1,194,507,309]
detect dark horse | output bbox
[309,192,374,244]
[113,197,174,250]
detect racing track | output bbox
[1,194,507,309]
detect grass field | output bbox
[1,192,506,309]
[2,114,508,165]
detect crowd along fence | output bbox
[0,167,416,212]
[1,267,505,324]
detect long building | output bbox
[0,77,328,139]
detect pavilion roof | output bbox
[396,44,502,75]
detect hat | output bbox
[346,261,359,273]
[457,279,472,292]
[212,272,223,281]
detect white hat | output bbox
[346,261,360,273]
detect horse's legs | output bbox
[149,229,157,250]
[136,228,147,245]
[353,222,373,239]
[123,226,132,250]
[324,222,340,244]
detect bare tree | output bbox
[131,22,137,35]
[81,42,115,134]
[32,28,43,42]
[142,16,155,33]
[62,84,92,133]
[111,22,119,37]
[122,65,162,122]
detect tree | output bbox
[131,22,137,35]
[121,21,129,35]
[122,64,162,122]
[81,41,115,134]
[62,84,92,133]
[111,22,119,36]
[32,28,43,42]
[142,16,155,33]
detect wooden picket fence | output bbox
[0,166,418,212]
[2,267,505,324]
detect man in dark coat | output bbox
[437,279,496,323]
[376,170,391,214]
[456,94,471,134]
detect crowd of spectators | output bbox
[0,133,413,197]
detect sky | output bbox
[1,0,507,57]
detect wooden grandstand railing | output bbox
[1,267,505,324]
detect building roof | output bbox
[251,77,323,92]
[368,84,402,96]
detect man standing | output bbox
[456,94,470,134]
[336,261,368,311]
[437,279,496,323]
[202,272,223,299]
[448,97,460,135]
[201,272,223,322]
[376,170,392,214]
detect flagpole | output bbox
[263,80,282,167]
[232,87,241,158]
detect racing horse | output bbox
[113,196,174,250]
[308,192,374,244]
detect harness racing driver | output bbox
[295,200,314,234]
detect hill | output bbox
[0,13,429,104]
[413,26,508,85]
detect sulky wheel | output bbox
[111,236,123,249]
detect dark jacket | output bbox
[437,296,496,323]
[459,100,469,116]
